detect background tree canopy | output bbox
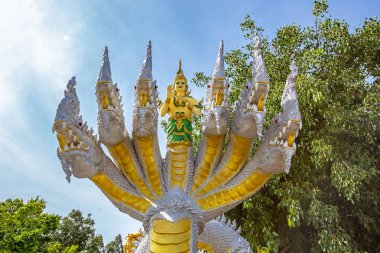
[0,198,123,253]
[191,1,379,252]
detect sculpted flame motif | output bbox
[53,36,302,253]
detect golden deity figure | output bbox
[160,60,202,147]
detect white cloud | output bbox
[0,1,81,115]
[0,0,82,159]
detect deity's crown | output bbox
[174,58,187,84]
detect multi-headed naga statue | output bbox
[53,36,302,253]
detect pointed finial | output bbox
[281,60,300,107]
[55,76,80,123]
[174,58,187,82]
[97,46,113,84]
[138,40,153,80]
[178,58,182,74]
[67,76,76,91]
[290,60,298,79]
[253,33,261,49]
[212,40,225,79]
[252,34,269,84]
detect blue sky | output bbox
[0,0,378,243]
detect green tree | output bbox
[0,198,126,253]
[0,198,60,253]
[104,235,123,253]
[54,209,104,253]
[192,1,379,252]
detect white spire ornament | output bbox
[201,40,230,136]
[281,60,299,107]
[281,61,302,123]
[97,46,113,84]
[138,41,153,80]
[212,40,225,79]
[55,76,80,124]
[252,34,269,84]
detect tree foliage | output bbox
[53,209,104,252]
[0,198,123,253]
[0,198,60,252]
[192,1,379,252]
[104,235,123,253]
